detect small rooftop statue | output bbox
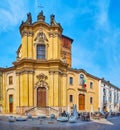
[25,12,32,24]
[37,10,45,21]
[50,14,57,26]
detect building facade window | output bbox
[69,95,73,102]
[9,76,13,85]
[90,97,93,104]
[109,91,112,103]
[114,91,117,104]
[80,74,84,85]
[69,77,73,85]
[37,44,46,59]
[103,88,106,95]
[90,82,93,89]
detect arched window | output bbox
[69,77,73,85]
[80,74,84,85]
[37,44,46,59]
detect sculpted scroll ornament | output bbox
[34,31,48,42]
[35,73,48,88]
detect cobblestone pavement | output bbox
[0,115,120,130]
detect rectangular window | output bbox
[69,77,73,85]
[9,95,13,103]
[90,97,93,104]
[69,95,73,102]
[90,82,93,89]
[37,44,46,59]
[9,76,13,85]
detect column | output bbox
[48,71,54,106]
[21,31,28,58]
[53,34,59,59]
[29,71,34,106]
[48,33,53,59]
[16,73,20,107]
[53,71,59,106]
[61,73,67,106]
[21,73,28,106]
[28,32,33,59]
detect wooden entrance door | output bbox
[9,95,13,113]
[37,87,46,107]
[79,94,85,110]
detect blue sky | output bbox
[0,0,120,87]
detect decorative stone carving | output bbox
[37,10,45,22]
[28,31,34,36]
[21,30,28,37]
[50,14,62,29]
[16,70,34,75]
[36,73,48,81]
[50,14,57,26]
[35,73,48,88]
[21,30,33,37]
[20,12,32,26]
[25,12,32,24]
[34,31,48,42]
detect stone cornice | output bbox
[49,70,67,76]
[21,30,34,37]
[48,32,61,38]
[13,59,68,68]
[1,66,16,72]
[20,21,63,37]
[16,69,35,75]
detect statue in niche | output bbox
[50,14,57,26]
[25,12,32,24]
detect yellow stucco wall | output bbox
[67,70,99,112]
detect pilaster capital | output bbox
[21,30,28,37]
[16,69,35,75]
[28,31,34,36]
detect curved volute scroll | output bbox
[35,73,48,89]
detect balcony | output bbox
[78,87,86,92]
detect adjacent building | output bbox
[67,69,99,112]
[99,79,120,113]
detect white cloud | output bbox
[71,0,120,86]
[0,0,27,31]
[95,0,110,28]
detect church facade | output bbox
[0,11,120,114]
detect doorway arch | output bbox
[79,94,85,110]
[37,87,46,107]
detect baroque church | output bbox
[1,11,119,115]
